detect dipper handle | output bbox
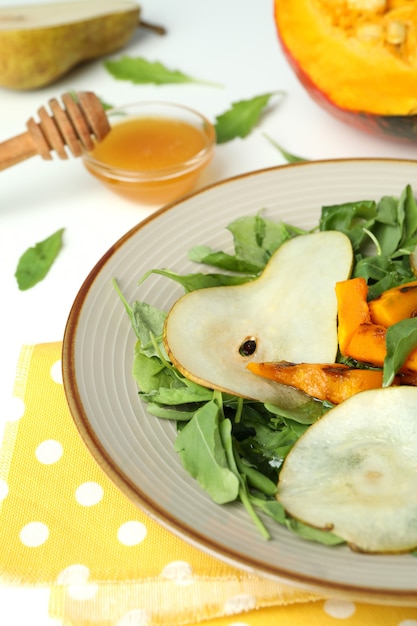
[0,91,110,172]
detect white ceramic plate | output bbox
[63,159,417,605]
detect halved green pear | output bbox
[0,1,140,90]
[278,386,417,553]
[164,231,353,408]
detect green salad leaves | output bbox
[116,184,417,542]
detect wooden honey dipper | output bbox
[0,91,110,172]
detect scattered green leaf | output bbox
[262,132,307,163]
[68,90,113,111]
[15,228,65,291]
[104,56,221,87]
[214,92,285,144]
[99,99,114,111]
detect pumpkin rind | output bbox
[274,0,417,140]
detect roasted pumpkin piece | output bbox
[335,277,370,353]
[247,360,385,404]
[337,278,417,371]
[369,280,417,327]
[345,323,417,371]
[343,322,388,366]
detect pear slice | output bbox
[164,231,353,408]
[0,1,140,90]
[278,386,417,553]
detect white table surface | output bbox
[1,0,417,622]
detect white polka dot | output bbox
[56,564,90,585]
[67,584,99,601]
[50,360,62,384]
[56,564,98,600]
[6,396,25,422]
[117,521,147,546]
[399,621,417,626]
[20,522,49,547]
[224,594,257,615]
[324,598,356,619]
[0,479,9,501]
[116,609,151,626]
[35,440,63,464]
[75,482,103,507]
[161,560,194,585]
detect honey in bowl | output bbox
[83,101,216,205]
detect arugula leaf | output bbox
[145,403,199,421]
[69,90,113,111]
[214,92,284,144]
[227,213,292,265]
[233,451,277,497]
[187,214,298,275]
[354,255,413,299]
[174,400,240,504]
[222,422,272,539]
[372,196,403,256]
[15,228,65,291]
[188,247,261,274]
[139,267,254,291]
[133,341,176,393]
[383,318,417,386]
[104,56,219,86]
[141,382,214,406]
[286,518,345,546]
[399,184,417,249]
[262,132,308,163]
[320,200,377,250]
[320,187,417,298]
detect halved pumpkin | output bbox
[274,0,417,141]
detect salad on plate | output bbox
[115,183,417,554]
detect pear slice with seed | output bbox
[164,230,353,408]
[278,386,417,553]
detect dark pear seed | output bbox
[239,338,257,356]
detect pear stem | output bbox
[139,19,167,36]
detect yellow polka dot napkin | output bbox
[1,343,416,626]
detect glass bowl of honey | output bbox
[82,101,216,205]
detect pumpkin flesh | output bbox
[274,0,417,138]
[247,360,386,404]
[336,277,417,370]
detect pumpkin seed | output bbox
[347,0,386,13]
[385,20,407,45]
[356,23,383,42]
